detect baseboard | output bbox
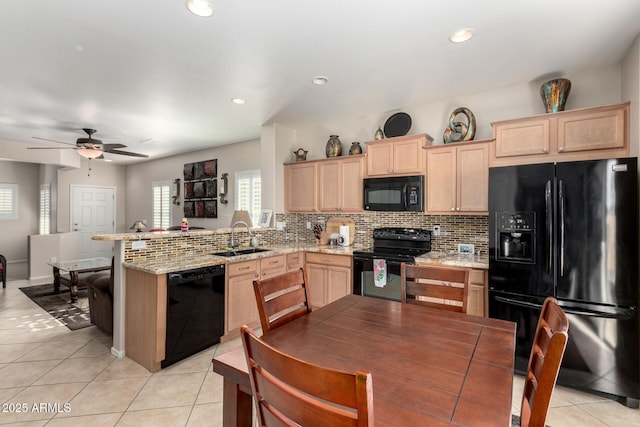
[28,275,53,281]
[111,347,125,358]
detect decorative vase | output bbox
[540,78,571,113]
[349,142,362,155]
[325,135,342,157]
[374,126,384,140]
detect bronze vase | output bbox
[325,135,342,157]
[349,142,362,155]
[540,78,571,113]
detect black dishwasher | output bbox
[163,264,225,368]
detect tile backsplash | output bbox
[123,212,488,263]
[273,212,488,255]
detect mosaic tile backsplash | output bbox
[123,212,488,263]
[273,212,488,255]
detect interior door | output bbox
[71,185,115,259]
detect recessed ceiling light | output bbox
[312,76,329,85]
[186,0,214,17]
[231,98,246,105]
[449,28,474,43]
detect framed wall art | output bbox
[183,159,218,218]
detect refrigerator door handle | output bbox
[495,295,543,310]
[558,179,565,276]
[545,180,553,274]
[495,296,636,320]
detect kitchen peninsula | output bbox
[92,229,487,371]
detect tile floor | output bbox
[2,276,640,426]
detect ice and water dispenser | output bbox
[496,212,535,262]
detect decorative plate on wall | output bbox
[383,112,412,137]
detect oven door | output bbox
[353,256,406,302]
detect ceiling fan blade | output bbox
[102,143,127,150]
[105,148,149,158]
[27,146,76,150]
[32,136,77,146]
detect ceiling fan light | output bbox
[186,0,214,17]
[77,148,102,159]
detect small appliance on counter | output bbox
[325,217,355,246]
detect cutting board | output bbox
[325,217,355,245]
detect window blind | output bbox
[0,183,18,220]
[152,181,171,229]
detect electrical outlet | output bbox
[276,221,285,231]
[458,243,475,255]
[433,225,441,236]
[306,221,311,229]
[50,256,57,263]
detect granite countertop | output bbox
[415,251,488,269]
[123,243,364,275]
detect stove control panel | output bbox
[372,227,431,241]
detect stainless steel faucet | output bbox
[230,221,252,248]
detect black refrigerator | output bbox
[488,157,639,408]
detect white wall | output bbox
[125,139,261,230]
[0,160,39,261]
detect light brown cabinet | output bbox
[125,268,167,372]
[305,252,352,308]
[284,161,317,212]
[467,269,487,317]
[365,133,433,177]
[318,155,365,213]
[426,141,489,214]
[491,102,629,166]
[286,251,303,272]
[226,255,286,334]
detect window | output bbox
[40,184,51,234]
[235,170,261,226]
[153,180,172,229]
[0,183,18,220]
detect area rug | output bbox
[19,284,92,330]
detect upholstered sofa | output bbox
[85,257,114,334]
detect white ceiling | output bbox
[1,0,639,164]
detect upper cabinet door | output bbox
[366,134,432,177]
[426,146,456,212]
[493,118,551,158]
[425,141,489,214]
[457,143,489,212]
[393,136,426,175]
[366,142,394,176]
[284,162,317,212]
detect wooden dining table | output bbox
[212,294,516,426]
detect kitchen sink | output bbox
[212,248,271,257]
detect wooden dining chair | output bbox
[240,325,374,427]
[253,267,312,334]
[513,296,569,427]
[400,263,471,313]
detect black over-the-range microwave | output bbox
[363,175,424,212]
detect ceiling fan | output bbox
[29,128,149,159]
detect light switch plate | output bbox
[458,243,474,255]
[276,221,285,231]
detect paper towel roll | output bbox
[339,225,350,246]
